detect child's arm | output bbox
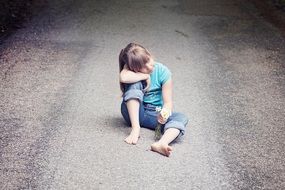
[158,79,173,124]
[119,65,149,83]
[162,79,173,111]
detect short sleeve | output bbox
[160,64,171,85]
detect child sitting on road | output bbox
[119,43,188,157]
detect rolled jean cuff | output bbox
[123,89,144,102]
[164,120,186,135]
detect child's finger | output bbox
[158,116,166,124]
[157,116,163,124]
[143,83,150,92]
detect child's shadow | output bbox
[109,116,130,136]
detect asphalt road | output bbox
[0,0,284,189]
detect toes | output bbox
[125,135,139,145]
[165,151,170,157]
[164,148,171,157]
[132,138,138,144]
[124,137,132,144]
[167,146,173,151]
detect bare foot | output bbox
[124,128,140,145]
[151,142,173,157]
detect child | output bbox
[119,43,188,157]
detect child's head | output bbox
[119,43,154,74]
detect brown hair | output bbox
[119,43,152,92]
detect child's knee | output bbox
[170,112,189,126]
[123,82,144,102]
[163,113,188,136]
[125,81,144,91]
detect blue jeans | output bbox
[120,82,188,137]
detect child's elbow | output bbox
[119,73,126,83]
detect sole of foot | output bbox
[151,142,173,157]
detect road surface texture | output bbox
[0,0,284,189]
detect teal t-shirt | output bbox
[143,62,171,107]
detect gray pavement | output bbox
[0,0,285,189]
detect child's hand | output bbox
[157,107,171,124]
[157,114,167,124]
[143,76,151,92]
